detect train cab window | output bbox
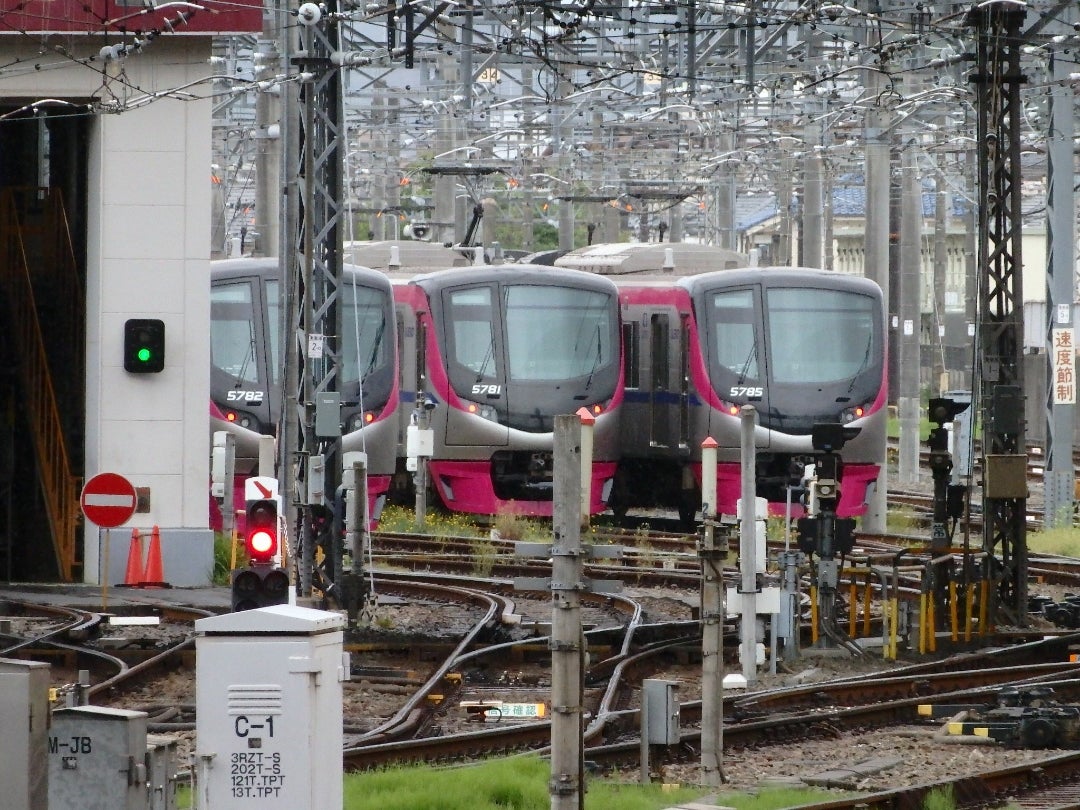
[447,287,497,378]
[341,285,390,385]
[709,289,759,381]
[211,281,259,384]
[767,288,876,383]
[504,286,614,381]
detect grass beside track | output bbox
[343,756,842,810]
[179,756,848,809]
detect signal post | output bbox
[231,476,289,611]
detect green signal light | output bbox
[137,347,152,362]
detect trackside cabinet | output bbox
[48,705,149,810]
[194,605,347,810]
[643,679,680,745]
[1,658,50,810]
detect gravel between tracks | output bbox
[86,589,1073,797]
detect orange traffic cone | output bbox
[121,529,144,586]
[140,525,169,588]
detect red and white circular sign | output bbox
[80,472,137,528]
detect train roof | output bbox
[342,241,478,273]
[210,256,393,291]
[678,266,883,296]
[554,242,748,276]
[409,262,620,294]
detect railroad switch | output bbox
[922,686,1080,749]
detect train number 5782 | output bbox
[729,386,763,399]
[226,390,265,404]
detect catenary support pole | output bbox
[550,415,584,810]
[1043,40,1076,527]
[861,65,891,534]
[739,405,758,684]
[897,139,923,486]
[699,436,724,786]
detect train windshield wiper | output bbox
[844,334,874,396]
[232,335,256,385]
[476,332,496,381]
[584,325,603,390]
[362,316,386,381]
[735,340,758,386]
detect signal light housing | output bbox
[230,562,289,611]
[245,497,279,563]
[124,318,166,373]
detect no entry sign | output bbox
[81,472,137,528]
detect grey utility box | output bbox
[48,705,149,810]
[643,679,680,745]
[146,734,180,810]
[1,658,51,810]
[195,604,347,810]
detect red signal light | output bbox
[245,499,278,563]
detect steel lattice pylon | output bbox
[287,5,350,603]
[968,4,1028,625]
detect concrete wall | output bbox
[0,38,215,585]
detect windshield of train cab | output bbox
[765,287,878,384]
[704,285,878,388]
[341,284,392,385]
[504,285,615,381]
[210,280,260,385]
[445,283,616,383]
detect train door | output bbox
[395,306,410,456]
[210,274,274,432]
[705,285,770,447]
[649,313,672,448]
[441,284,509,446]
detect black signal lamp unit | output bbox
[124,318,166,373]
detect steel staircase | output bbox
[0,188,83,580]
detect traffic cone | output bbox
[120,529,144,586]
[140,525,169,588]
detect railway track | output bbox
[7,559,1080,803]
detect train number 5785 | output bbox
[729,386,763,399]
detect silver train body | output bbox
[209,257,399,508]
[618,267,887,520]
[557,246,887,520]
[391,263,624,516]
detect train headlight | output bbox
[840,403,869,423]
[583,400,609,416]
[347,412,377,432]
[718,399,741,417]
[462,399,500,423]
[221,408,257,430]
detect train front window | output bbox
[708,289,760,383]
[504,286,614,381]
[767,288,876,383]
[210,281,259,384]
[448,287,497,378]
[342,284,390,385]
